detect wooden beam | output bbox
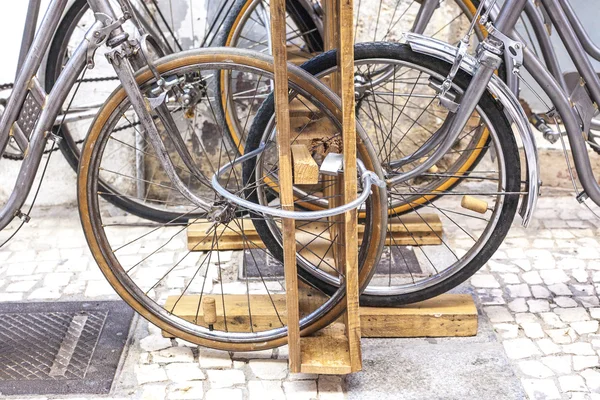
[337,0,362,372]
[269,0,301,373]
[186,215,444,251]
[360,294,478,337]
[300,324,352,374]
[162,293,478,339]
[291,144,319,185]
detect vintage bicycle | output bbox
[0,0,232,222]
[1,0,392,349]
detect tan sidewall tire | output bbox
[78,50,384,351]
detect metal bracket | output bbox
[429,38,469,112]
[486,23,524,72]
[570,78,597,137]
[46,131,63,144]
[85,13,127,69]
[320,153,344,176]
[576,191,589,203]
[14,210,30,223]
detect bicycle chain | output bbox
[1,76,118,92]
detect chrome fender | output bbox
[403,32,539,227]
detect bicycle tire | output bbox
[246,42,521,306]
[78,48,386,349]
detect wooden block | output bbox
[360,294,478,337]
[289,117,339,150]
[163,294,287,332]
[291,144,319,185]
[300,326,352,374]
[186,220,262,251]
[186,214,444,251]
[163,293,477,338]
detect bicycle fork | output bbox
[104,42,213,214]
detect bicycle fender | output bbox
[403,32,539,227]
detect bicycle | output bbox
[344,0,600,305]
[1,0,230,223]
[2,0,389,349]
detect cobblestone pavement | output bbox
[1,196,599,399]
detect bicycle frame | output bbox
[406,0,600,217]
[0,0,137,231]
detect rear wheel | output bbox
[246,43,521,306]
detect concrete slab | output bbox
[347,286,526,400]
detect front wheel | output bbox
[246,43,521,306]
[78,48,386,349]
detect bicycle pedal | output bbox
[16,91,42,139]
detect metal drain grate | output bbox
[243,246,422,279]
[0,301,134,396]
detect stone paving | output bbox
[474,197,600,400]
[0,196,600,399]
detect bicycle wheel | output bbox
[78,48,386,348]
[45,0,204,222]
[246,42,521,306]
[213,0,485,151]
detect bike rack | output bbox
[165,0,480,376]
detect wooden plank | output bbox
[291,144,319,185]
[300,330,352,374]
[335,0,362,372]
[269,0,301,373]
[163,294,287,332]
[162,293,478,338]
[360,294,478,337]
[186,215,444,251]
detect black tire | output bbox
[245,43,521,306]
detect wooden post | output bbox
[322,0,343,275]
[269,0,301,372]
[338,0,362,371]
[323,0,340,91]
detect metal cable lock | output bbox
[211,145,386,220]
